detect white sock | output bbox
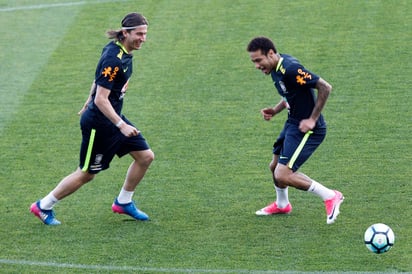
[39,192,59,210]
[308,180,335,200]
[117,188,134,204]
[275,186,289,208]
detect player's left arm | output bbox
[299,78,332,133]
[311,77,332,122]
[78,81,96,115]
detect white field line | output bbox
[0,259,407,274]
[0,0,125,12]
[0,259,291,274]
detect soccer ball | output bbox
[364,223,395,254]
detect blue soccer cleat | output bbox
[112,198,149,221]
[30,201,61,225]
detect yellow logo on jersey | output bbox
[279,64,286,74]
[117,50,123,59]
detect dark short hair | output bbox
[246,37,277,55]
[121,12,148,28]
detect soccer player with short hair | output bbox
[247,36,344,224]
[30,12,154,225]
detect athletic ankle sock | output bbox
[117,188,134,204]
[39,193,59,210]
[308,180,335,200]
[275,186,290,208]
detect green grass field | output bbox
[1,0,411,273]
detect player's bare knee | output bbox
[80,170,95,183]
[269,162,276,173]
[139,149,154,167]
[274,174,288,187]
[145,149,154,164]
[274,165,291,186]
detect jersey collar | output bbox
[115,41,129,54]
[275,57,284,72]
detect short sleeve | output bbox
[285,63,319,89]
[95,57,122,90]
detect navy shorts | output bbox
[273,121,326,172]
[79,115,150,174]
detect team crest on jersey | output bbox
[102,66,119,82]
[279,81,287,93]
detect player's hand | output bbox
[261,108,276,121]
[121,80,129,93]
[119,123,140,137]
[299,118,316,133]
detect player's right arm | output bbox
[261,98,286,121]
[94,84,139,137]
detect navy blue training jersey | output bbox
[88,41,133,117]
[271,54,325,127]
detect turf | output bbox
[0,0,411,273]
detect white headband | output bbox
[121,25,146,30]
